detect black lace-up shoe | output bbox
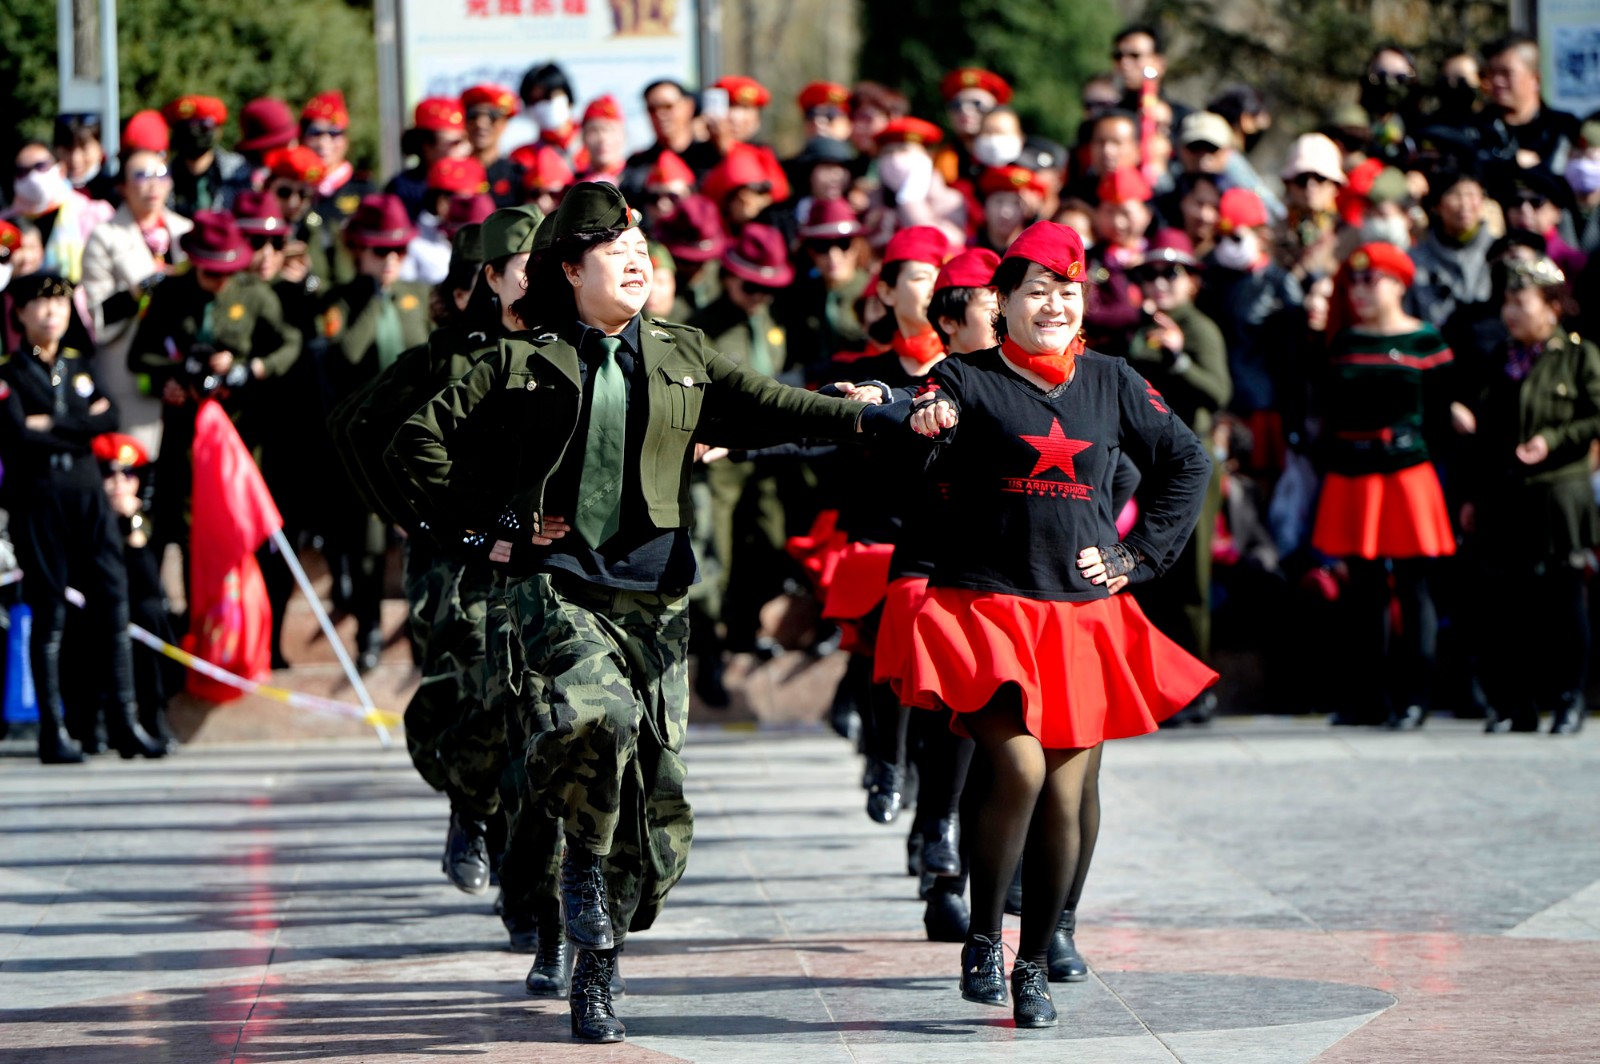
[560,846,614,951]
[1012,958,1058,1028]
[960,933,1008,1007]
[525,919,571,997]
[568,948,625,1042]
[442,813,491,895]
[864,758,903,823]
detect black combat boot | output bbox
[560,845,614,950]
[959,933,1008,1007]
[922,879,970,942]
[525,907,571,996]
[106,701,167,759]
[1011,958,1058,1028]
[863,757,903,823]
[36,696,85,765]
[442,811,491,895]
[568,948,625,1042]
[1047,908,1088,982]
[920,817,960,876]
[1550,691,1588,735]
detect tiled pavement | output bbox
[2,717,1597,1063]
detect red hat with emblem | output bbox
[700,144,790,206]
[345,193,418,249]
[1346,241,1414,287]
[163,95,227,125]
[582,95,624,125]
[232,189,289,236]
[236,97,298,153]
[442,192,497,237]
[513,144,575,194]
[0,219,21,256]
[722,222,795,287]
[1097,166,1154,206]
[264,145,327,184]
[92,433,151,470]
[979,165,1047,198]
[413,96,465,132]
[1002,220,1086,281]
[461,83,521,116]
[647,150,696,188]
[716,76,771,108]
[1139,228,1200,269]
[123,110,171,154]
[180,210,254,273]
[797,197,863,241]
[939,67,1013,104]
[301,90,350,128]
[798,81,850,112]
[1217,187,1268,232]
[934,247,1001,292]
[875,117,944,149]
[427,156,489,194]
[881,224,951,268]
[655,194,729,263]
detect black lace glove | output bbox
[1101,542,1144,580]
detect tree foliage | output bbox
[0,0,380,172]
[856,0,1123,147]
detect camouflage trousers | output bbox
[503,571,694,940]
[484,576,563,922]
[401,541,455,794]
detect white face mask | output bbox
[13,167,69,215]
[1566,156,1600,197]
[1358,214,1412,250]
[972,134,1023,168]
[1212,229,1260,270]
[876,149,931,195]
[531,95,571,131]
[0,263,12,293]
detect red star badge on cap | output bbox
[1019,419,1093,479]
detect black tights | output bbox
[1343,558,1438,714]
[961,686,1103,965]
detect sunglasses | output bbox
[647,188,682,204]
[806,238,853,254]
[737,182,774,196]
[129,167,170,182]
[743,282,782,297]
[273,185,310,201]
[1134,264,1186,283]
[1347,269,1389,286]
[16,159,54,175]
[806,107,847,122]
[946,99,994,114]
[1287,173,1335,188]
[1367,70,1415,85]
[1113,49,1154,61]
[248,234,286,251]
[303,125,346,139]
[466,106,506,122]
[367,246,406,258]
[1514,194,1550,209]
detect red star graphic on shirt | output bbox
[1019,419,1094,480]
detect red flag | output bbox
[184,399,283,701]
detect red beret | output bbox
[582,95,623,125]
[163,95,227,125]
[979,165,1047,198]
[264,145,327,184]
[301,90,349,128]
[427,156,489,194]
[647,149,695,187]
[701,144,790,206]
[716,76,771,109]
[875,116,944,149]
[1347,242,1415,288]
[0,220,20,253]
[935,247,1001,292]
[122,110,170,154]
[413,96,465,133]
[1002,221,1086,281]
[1097,166,1153,206]
[1217,187,1268,231]
[92,433,150,469]
[939,68,1013,104]
[881,224,950,268]
[461,83,521,116]
[798,81,850,111]
[513,144,575,193]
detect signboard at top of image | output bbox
[398,0,700,155]
[1540,0,1600,120]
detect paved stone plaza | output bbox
[2,717,1598,1063]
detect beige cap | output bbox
[1179,111,1234,150]
[1280,133,1346,184]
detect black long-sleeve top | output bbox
[0,346,119,495]
[923,348,1210,601]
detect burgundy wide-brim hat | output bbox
[721,223,795,287]
[656,195,729,263]
[181,211,254,272]
[232,189,289,236]
[345,193,418,249]
[797,196,863,241]
[236,97,298,153]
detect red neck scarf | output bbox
[891,328,946,373]
[1001,334,1084,386]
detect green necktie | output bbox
[574,334,627,548]
[374,290,405,371]
[195,301,215,346]
[748,307,774,377]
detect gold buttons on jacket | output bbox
[525,379,538,391]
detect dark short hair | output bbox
[643,79,687,102]
[1114,23,1164,55]
[53,114,101,151]
[521,62,575,105]
[1482,33,1539,67]
[878,259,907,291]
[989,256,1076,342]
[1093,109,1142,144]
[928,286,977,347]
[1176,170,1222,200]
[848,81,909,119]
[1206,85,1266,128]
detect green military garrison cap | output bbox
[648,240,677,275]
[481,204,546,262]
[549,181,642,241]
[450,223,485,273]
[531,211,557,254]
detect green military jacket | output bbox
[1126,300,1232,439]
[128,270,302,385]
[689,295,787,377]
[388,316,866,560]
[319,278,434,398]
[1472,329,1600,486]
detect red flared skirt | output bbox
[901,586,1219,748]
[1311,463,1456,560]
[819,541,894,654]
[873,575,929,699]
[785,509,850,594]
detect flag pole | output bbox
[270,527,392,748]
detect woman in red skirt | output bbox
[898,222,1216,1028]
[1310,242,1458,728]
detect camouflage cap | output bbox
[481,204,546,262]
[1502,254,1566,290]
[549,181,641,242]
